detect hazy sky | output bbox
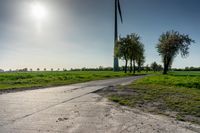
[0,0,199,70]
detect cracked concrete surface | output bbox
[0,76,200,133]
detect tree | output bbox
[135,42,145,72]
[22,68,28,72]
[156,30,194,74]
[151,62,158,72]
[157,64,163,71]
[128,34,145,73]
[115,36,130,73]
[145,65,150,73]
[128,34,139,73]
[116,33,145,73]
[150,62,163,72]
[136,54,145,72]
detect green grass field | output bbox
[169,71,200,76]
[136,71,200,89]
[108,71,200,124]
[0,71,134,91]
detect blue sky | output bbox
[0,0,199,70]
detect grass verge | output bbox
[0,71,141,91]
[99,71,200,124]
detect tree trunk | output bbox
[163,63,167,74]
[163,57,170,74]
[133,61,136,74]
[125,59,128,73]
[137,64,140,72]
[130,60,133,73]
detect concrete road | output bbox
[0,76,199,133]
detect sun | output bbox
[30,2,47,20]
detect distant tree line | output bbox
[2,65,200,73]
[0,68,67,72]
[173,67,200,71]
[71,66,113,71]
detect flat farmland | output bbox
[0,71,134,91]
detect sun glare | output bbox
[31,2,47,20]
